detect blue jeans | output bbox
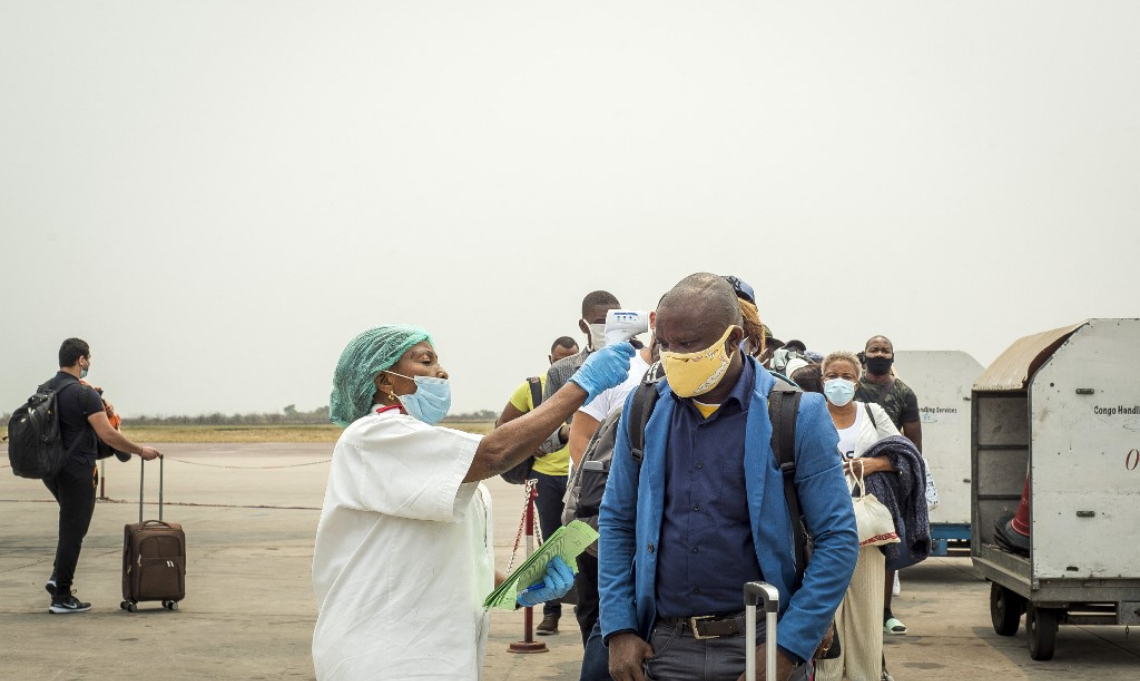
[579,620,613,681]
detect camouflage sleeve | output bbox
[542,359,571,401]
[536,353,586,454]
[899,383,921,424]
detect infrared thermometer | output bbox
[604,309,650,346]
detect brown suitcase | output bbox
[120,457,185,612]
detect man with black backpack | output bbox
[492,335,580,634]
[32,338,161,613]
[598,275,858,681]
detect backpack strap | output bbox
[628,361,665,465]
[768,375,806,590]
[864,402,877,429]
[625,366,810,589]
[527,376,543,409]
[43,376,87,463]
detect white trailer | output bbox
[894,350,983,554]
[972,319,1140,661]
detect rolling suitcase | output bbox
[744,581,780,680]
[121,456,185,612]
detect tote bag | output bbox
[849,463,901,547]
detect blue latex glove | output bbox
[568,342,636,403]
[516,556,575,608]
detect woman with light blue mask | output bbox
[312,324,635,681]
[815,351,899,681]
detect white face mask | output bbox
[587,323,606,350]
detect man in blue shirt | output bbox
[598,274,858,681]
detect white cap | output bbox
[784,357,810,377]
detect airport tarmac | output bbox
[2,443,1137,680]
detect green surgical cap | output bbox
[330,324,433,427]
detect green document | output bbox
[483,520,599,610]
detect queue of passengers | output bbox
[310,272,932,681]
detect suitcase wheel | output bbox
[122,600,137,613]
[162,600,178,611]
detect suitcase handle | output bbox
[138,456,165,523]
[744,581,780,681]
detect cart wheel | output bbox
[126,602,138,613]
[163,600,178,611]
[1026,604,1058,660]
[990,583,1025,636]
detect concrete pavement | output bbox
[1,443,1137,680]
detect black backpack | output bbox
[500,377,544,485]
[564,363,809,579]
[7,378,81,479]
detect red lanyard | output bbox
[375,404,405,415]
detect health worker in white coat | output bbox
[312,324,635,681]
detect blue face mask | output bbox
[823,378,856,407]
[80,359,90,379]
[386,372,452,425]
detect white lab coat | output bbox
[312,407,494,681]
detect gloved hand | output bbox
[516,556,575,608]
[569,342,636,403]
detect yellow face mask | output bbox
[660,326,739,398]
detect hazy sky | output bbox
[3,2,1138,418]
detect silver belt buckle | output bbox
[689,615,718,640]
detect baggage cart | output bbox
[972,319,1140,660]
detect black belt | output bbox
[657,611,755,640]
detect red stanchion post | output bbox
[508,483,547,654]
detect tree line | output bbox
[117,405,497,426]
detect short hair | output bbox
[864,335,893,352]
[581,290,620,317]
[791,363,823,394]
[550,336,578,354]
[59,338,90,368]
[822,351,862,378]
[659,273,741,328]
[784,339,807,353]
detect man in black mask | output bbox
[855,334,922,645]
[855,336,921,451]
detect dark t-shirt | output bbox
[41,372,104,466]
[856,376,920,429]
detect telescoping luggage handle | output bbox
[138,456,165,523]
[744,581,779,681]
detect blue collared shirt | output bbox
[655,358,764,617]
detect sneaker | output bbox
[535,614,559,635]
[45,578,58,599]
[49,593,92,614]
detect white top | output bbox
[312,407,493,681]
[835,404,865,458]
[579,351,651,422]
[836,401,899,459]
